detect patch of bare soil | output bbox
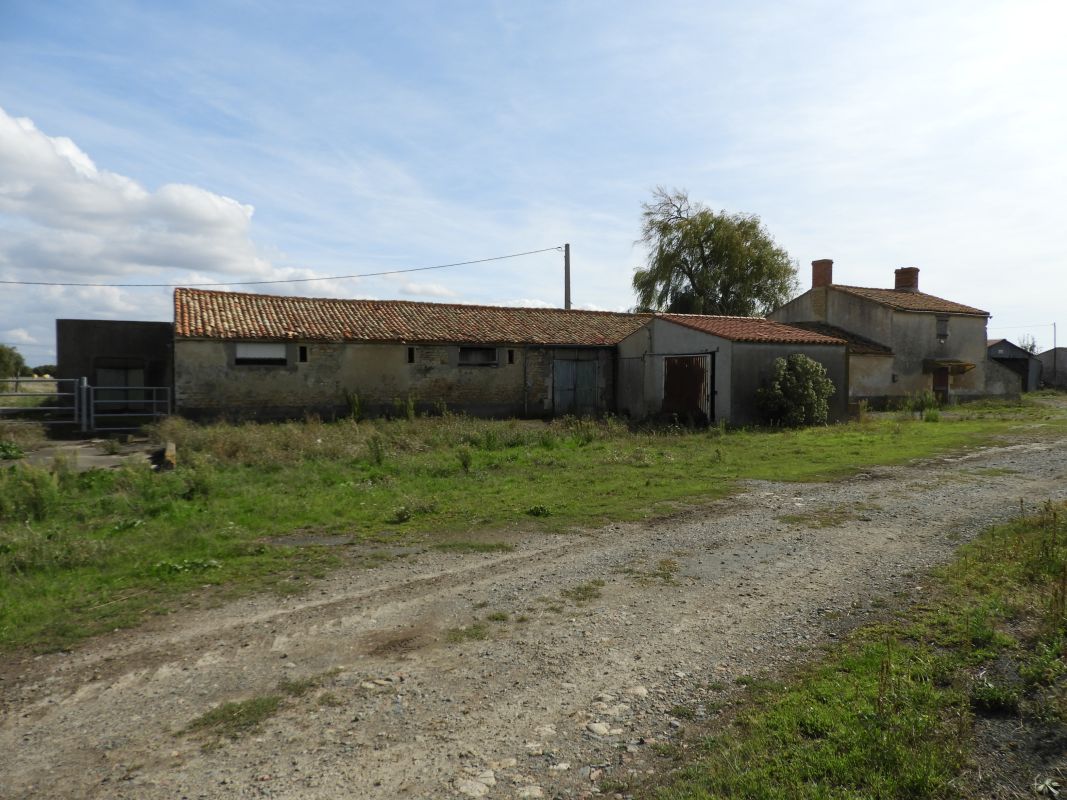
[2,437,1067,799]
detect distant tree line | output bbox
[0,344,52,378]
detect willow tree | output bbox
[632,188,798,316]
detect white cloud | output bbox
[0,106,272,280]
[1,328,36,344]
[498,297,554,308]
[398,281,458,299]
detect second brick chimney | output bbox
[812,259,833,288]
[894,267,919,292]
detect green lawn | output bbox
[1,398,1064,652]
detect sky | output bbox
[1,0,1066,364]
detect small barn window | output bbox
[298,346,309,363]
[407,347,415,363]
[458,346,497,366]
[235,343,287,366]
[936,315,950,341]
[507,349,515,365]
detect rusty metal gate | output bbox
[662,353,713,422]
[553,358,599,416]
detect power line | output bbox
[0,246,564,288]
[988,322,1056,331]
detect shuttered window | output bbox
[235,343,287,366]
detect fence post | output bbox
[79,377,89,433]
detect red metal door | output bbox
[662,355,711,423]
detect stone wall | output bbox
[174,340,615,420]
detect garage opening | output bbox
[662,354,713,423]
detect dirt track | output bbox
[2,431,1066,799]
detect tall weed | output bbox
[0,464,61,522]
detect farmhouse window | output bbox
[298,346,309,363]
[936,315,950,341]
[235,343,287,366]
[458,346,497,366]
[507,349,515,364]
[407,347,416,363]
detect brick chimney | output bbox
[894,267,919,292]
[812,259,833,288]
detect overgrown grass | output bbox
[1,400,1063,652]
[646,501,1067,799]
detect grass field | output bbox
[1,397,1064,653]
[643,501,1067,800]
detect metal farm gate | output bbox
[0,377,170,433]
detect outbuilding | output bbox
[615,314,848,425]
[987,339,1041,393]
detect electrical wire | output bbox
[0,246,564,288]
[988,322,1056,330]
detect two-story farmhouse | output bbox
[771,260,1018,405]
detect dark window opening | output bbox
[96,366,147,409]
[407,346,415,364]
[235,343,287,366]
[458,346,497,366]
[507,349,515,365]
[298,346,309,363]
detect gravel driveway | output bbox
[2,431,1066,800]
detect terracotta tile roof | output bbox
[831,285,988,316]
[657,314,846,345]
[173,288,650,346]
[788,322,893,355]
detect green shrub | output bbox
[0,441,24,460]
[907,390,940,415]
[755,354,836,427]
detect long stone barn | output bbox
[172,288,650,420]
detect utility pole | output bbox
[564,243,571,310]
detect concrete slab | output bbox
[21,439,157,472]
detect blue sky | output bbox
[2,0,1065,363]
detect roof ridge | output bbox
[656,314,846,345]
[658,312,770,321]
[173,287,644,319]
[826,284,988,315]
